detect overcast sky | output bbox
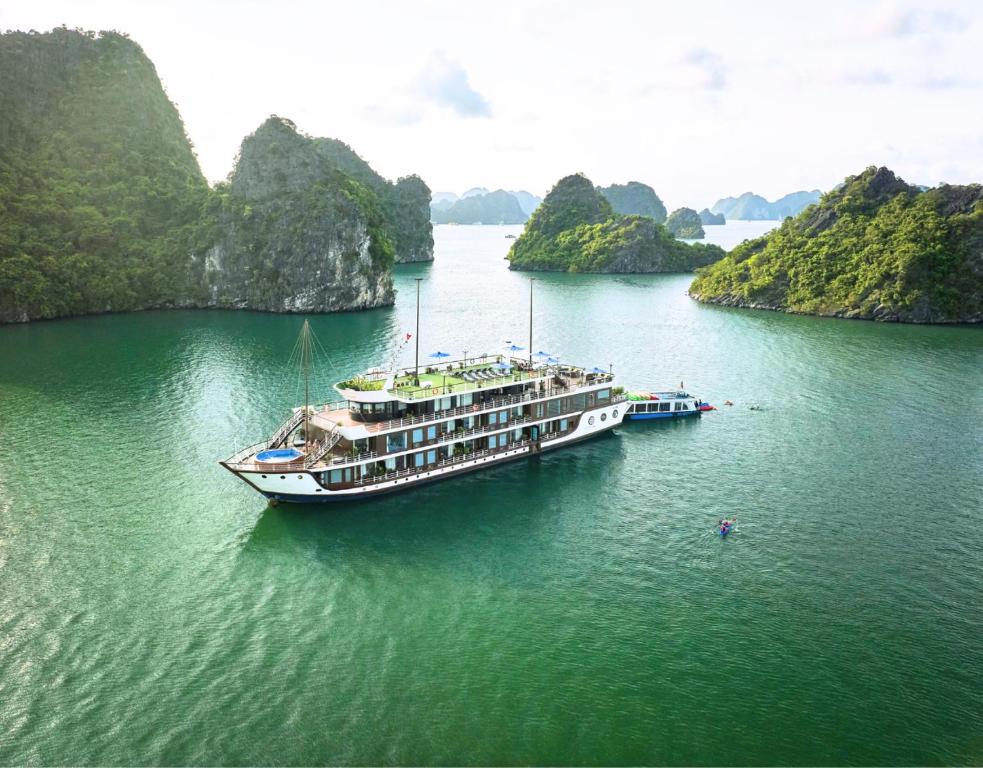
[2,0,981,209]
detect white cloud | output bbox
[416,52,491,118]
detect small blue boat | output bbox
[624,390,710,420]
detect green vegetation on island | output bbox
[507,175,724,273]
[690,167,983,323]
[666,208,705,239]
[0,28,433,323]
[599,182,667,223]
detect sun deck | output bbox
[390,358,544,399]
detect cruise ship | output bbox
[221,285,626,504]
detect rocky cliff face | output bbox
[666,208,705,239]
[690,167,983,323]
[200,117,394,312]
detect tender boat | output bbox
[623,390,709,420]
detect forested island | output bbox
[690,167,982,323]
[0,28,432,324]
[666,208,705,239]
[507,175,723,273]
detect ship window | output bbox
[412,428,424,444]
[446,420,455,431]
[535,404,544,418]
[426,425,437,441]
[488,434,498,449]
[463,416,475,429]
[387,432,407,452]
[459,393,473,407]
[674,402,683,411]
[547,399,561,416]
[385,458,396,470]
[414,452,425,468]
[439,397,452,411]
[660,402,670,412]
[511,406,523,419]
[344,468,352,482]
[587,416,594,426]
[560,419,568,431]
[513,428,522,440]
[426,450,436,464]
[488,412,498,425]
[598,389,611,400]
[499,410,508,423]
[572,393,587,410]
[601,413,607,422]
[329,470,343,484]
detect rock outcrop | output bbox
[431,189,528,224]
[200,117,395,312]
[690,167,983,323]
[599,182,667,223]
[699,208,725,225]
[666,208,705,239]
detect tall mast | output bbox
[528,278,534,365]
[302,320,310,445]
[414,277,422,385]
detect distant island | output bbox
[431,189,530,224]
[666,208,705,239]
[599,182,667,223]
[507,174,723,273]
[0,28,433,324]
[690,167,982,323]
[431,188,542,224]
[699,208,726,225]
[710,190,821,220]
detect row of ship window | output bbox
[323,417,573,486]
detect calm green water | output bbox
[1,224,981,765]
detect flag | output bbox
[405,333,412,340]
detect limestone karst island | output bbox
[1,6,982,768]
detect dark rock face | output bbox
[666,208,705,239]
[507,174,723,273]
[699,208,725,225]
[599,182,667,223]
[690,166,983,324]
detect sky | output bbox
[2,0,981,209]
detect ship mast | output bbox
[302,319,310,446]
[528,278,534,365]
[414,277,422,386]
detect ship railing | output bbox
[267,408,308,448]
[222,441,269,466]
[310,408,581,470]
[304,428,342,468]
[365,385,571,434]
[353,441,534,487]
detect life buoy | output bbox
[431,388,439,396]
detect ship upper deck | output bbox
[335,355,603,404]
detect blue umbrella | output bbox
[429,351,450,359]
[505,343,524,352]
[495,361,511,370]
[533,350,551,360]
[547,357,559,364]
[591,367,608,374]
